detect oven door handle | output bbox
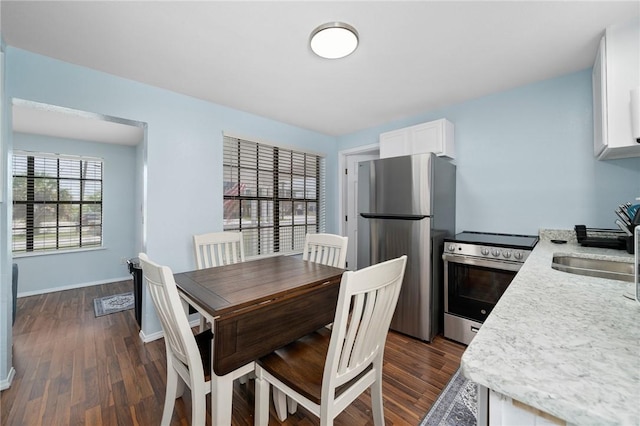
[442,254,522,272]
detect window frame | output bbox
[222,135,325,257]
[12,150,104,254]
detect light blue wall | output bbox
[12,133,137,294]
[2,47,639,387]
[1,47,339,347]
[339,69,640,234]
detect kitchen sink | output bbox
[551,255,634,282]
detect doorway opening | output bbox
[7,99,148,327]
[338,144,378,270]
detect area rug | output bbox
[419,368,477,426]
[93,292,134,317]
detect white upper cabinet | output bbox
[379,118,455,159]
[593,18,640,160]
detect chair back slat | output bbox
[138,253,205,378]
[351,289,378,364]
[324,255,406,390]
[302,233,348,269]
[194,231,245,269]
[338,293,364,372]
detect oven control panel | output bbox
[445,242,531,263]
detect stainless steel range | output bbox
[442,231,539,345]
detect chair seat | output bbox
[258,329,329,404]
[257,328,371,405]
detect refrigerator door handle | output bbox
[360,213,428,220]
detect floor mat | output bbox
[93,292,134,317]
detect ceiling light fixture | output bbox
[310,22,359,59]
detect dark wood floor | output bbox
[1,280,466,425]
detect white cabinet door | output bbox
[489,390,567,426]
[595,17,640,160]
[379,119,455,159]
[379,128,409,159]
[410,119,455,158]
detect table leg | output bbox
[210,328,233,426]
[211,372,234,425]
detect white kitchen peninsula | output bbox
[461,231,639,426]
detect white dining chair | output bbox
[302,233,348,269]
[192,231,254,386]
[193,231,245,269]
[138,253,212,426]
[140,252,254,426]
[193,231,245,330]
[273,233,348,416]
[254,255,407,426]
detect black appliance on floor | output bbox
[127,258,143,328]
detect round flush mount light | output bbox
[310,22,359,59]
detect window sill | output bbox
[13,246,107,259]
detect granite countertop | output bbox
[460,230,640,426]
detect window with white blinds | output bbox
[12,152,103,253]
[223,136,325,257]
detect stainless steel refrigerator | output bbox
[357,153,455,342]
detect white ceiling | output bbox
[2,1,639,138]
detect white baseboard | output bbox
[0,367,16,391]
[138,318,201,343]
[17,275,132,298]
[139,328,163,343]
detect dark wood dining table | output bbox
[174,255,345,425]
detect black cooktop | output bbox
[446,231,539,249]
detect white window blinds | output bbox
[223,135,325,257]
[12,151,103,253]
